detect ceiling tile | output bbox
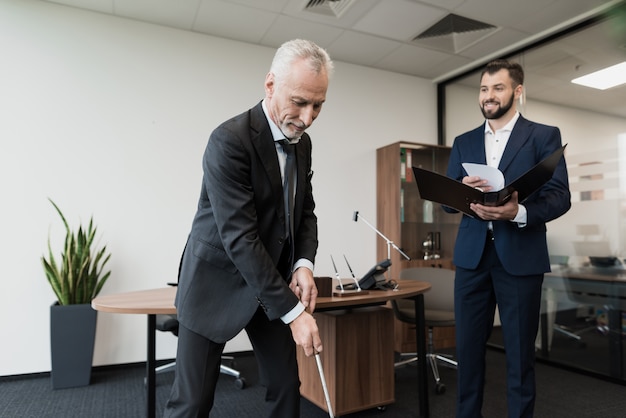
[259,14,344,50]
[46,0,113,13]
[511,1,582,34]
[352,0,446,41]
[326,31,402,67]
[520,43,585,75]
[378,43,457,76]
[522,0,623,32]
[424,54,474,79]
[460,27,529,60]
[562,18,626,55]
[413,0,467,9]
[217,0,291,14]
[454,0,560,30]
[193,0,277,44]
[114,0,201,30]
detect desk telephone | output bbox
[337,259,395,291]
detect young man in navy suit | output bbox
[445,60,571,417]
[164,39,333,417]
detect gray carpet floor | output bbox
[1,348,625,417]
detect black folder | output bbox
[413,145,566,217]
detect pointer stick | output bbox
[315,351,334,418]
[306,306,334,418]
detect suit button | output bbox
[278,238,284,245]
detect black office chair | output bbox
[154,313,246,389]
[392,267,457,395]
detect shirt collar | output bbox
[262,99,300,145]
[484,111,520,135]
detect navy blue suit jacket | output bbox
[445,115,571,276]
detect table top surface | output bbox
[91,280,431,315]
[547,266,626,283]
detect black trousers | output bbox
[163,307,300,418]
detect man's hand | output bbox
[289,266,318,313]
[289,311,323,357]
[462,175,492,192]
[470,191,520,221]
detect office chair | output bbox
[392,267,457,395]
[155,313,246,389]
[542,260,602,349]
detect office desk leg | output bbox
[146,314,156,418]
[413,294,429,418]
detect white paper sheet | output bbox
[462,163,505,190]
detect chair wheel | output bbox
[435,383,446,395]
[234,377,246,390]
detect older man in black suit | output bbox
[164,39,334,418]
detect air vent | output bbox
[304,0,355,18]
[415,14,495,39]
[412,14,498,53]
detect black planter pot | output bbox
[50,302,97,389]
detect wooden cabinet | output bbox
[376,141,461,352]
[297,307,395,416]
[376,141,461,269]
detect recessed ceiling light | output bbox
[571,61,626,90]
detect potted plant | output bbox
[42,198,111,389]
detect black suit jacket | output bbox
[445,115,571,276]
[175,102,318,343]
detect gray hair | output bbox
[269,39,334,85]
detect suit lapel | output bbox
[498,115,532,174]
[467,125,487,164]
[248,103,285,214]
[293,136,309,227]
[248,102,310,234]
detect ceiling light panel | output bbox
[571,61,626,90]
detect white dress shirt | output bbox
[484,112,527,225]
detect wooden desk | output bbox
[93,287,176,418]
[298,307,394,415]
[309,280,431,416]
[92,280,432,418]
[538,267,626,380]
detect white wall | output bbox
[0,0,438,376]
